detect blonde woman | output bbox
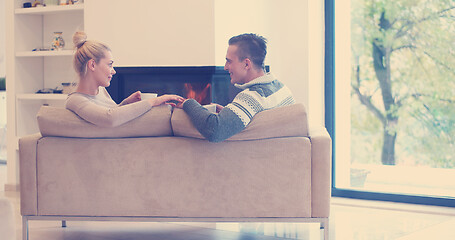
[66,32,184,127]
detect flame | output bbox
[184,83,211,104]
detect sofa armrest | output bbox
[309,126,332,218]
[19,133,42,216]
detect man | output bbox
[179,33,295,142]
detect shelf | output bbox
[16,50,74,57]
[17,93,68,101]
[15,4,84,15]
[7,0,86,187]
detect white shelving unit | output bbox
[16,50,74,57]
[5,1,85,188]
[14,3,84,14]
[16,93,68,100]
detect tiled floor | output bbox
[330,198,455,240]
[2,191,455,240]
[1,163,455,239]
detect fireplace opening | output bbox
[107,66,241,106]
[184,83,211,104]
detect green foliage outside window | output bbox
[350,0,455,167]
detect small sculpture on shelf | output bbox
[57,0,82,5]
[32,1,44,7]
[51,32,65,51]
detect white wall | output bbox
[85,0,325,126]
[214,0,271,65]
[215,0,325,126]
[85,0,215,66]
[215,0,308,108]
[335,1,352,186]
[0,0,5,77]
[308,0,325,127]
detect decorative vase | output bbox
[52,32,65,51]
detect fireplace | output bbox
[107,66,240,106]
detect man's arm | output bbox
[182,99,245,142]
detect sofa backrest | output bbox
[37,105,173,138]
[37,103,309,140]
[172,103,309,141]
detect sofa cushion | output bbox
[37,105,172,138]
[171,103,309,141]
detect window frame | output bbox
[325,0,455,208]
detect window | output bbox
[329,0,455,205]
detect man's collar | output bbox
[234,73,275,89]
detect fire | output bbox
[184,83,211,104]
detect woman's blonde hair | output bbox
[73,31,111,78]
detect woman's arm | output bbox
[66,94,154,127]
[66,93,184,127]
[119,91,142,106]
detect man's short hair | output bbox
[228,33,267,70]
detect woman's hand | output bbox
[149,94,185,107]
[122,91,142,105]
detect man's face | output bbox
[224,45,247,85]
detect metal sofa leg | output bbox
[62,220,67,228]
[22,216,29,240]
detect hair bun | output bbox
[73,31,88,49]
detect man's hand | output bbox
[174,99,189,109]
[215,103,224,113]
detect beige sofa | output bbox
[19,103,332,240]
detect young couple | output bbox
[66,31,295,142]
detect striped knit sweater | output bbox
[182,73,295,142]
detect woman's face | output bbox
[93,51,116,87]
